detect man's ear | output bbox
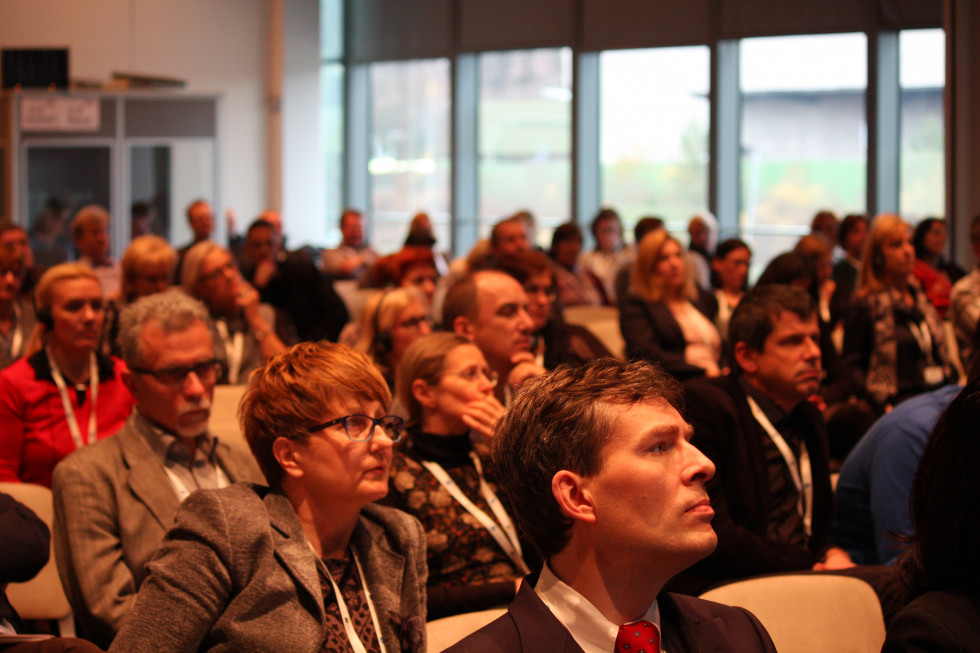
[411,378,437,409]
[733,341,758,376]
[552,470,597,524]
[272,437,304,480]
[453,316,475,339]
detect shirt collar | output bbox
[134,409,216,466]
[739,375,791,425]
[534,562,662,653]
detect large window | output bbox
[479,48,572,247]
[368,59,451,254]
[320,0,345,246]
[600,47,710,236]
[740,33,868,272]
[900,29,945,221]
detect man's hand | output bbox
[508,352,546,390]
[812,546,855,571]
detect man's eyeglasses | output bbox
[132,359,225,386]
[307,414,405,442]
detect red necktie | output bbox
[614,620,661,653]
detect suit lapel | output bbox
[509,580,585,653]
[660,593,728,653]
[351,508,406,649]
[119,423,182,531]
[265,490,326,623]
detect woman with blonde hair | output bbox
[354,287,432,389]
[109,342,427,652]
[843,214,954,412]
[619,229,721,380]
[388,332,524,619]
[0,263,133,485]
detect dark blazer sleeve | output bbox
[882,590,980,653]
[677,380,819,591]
[0,491,50,583]
[620,295,707,380]
[841,298,874,398]
[665,593,777,653]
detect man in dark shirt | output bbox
[672,284,854,594]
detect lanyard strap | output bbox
[46,348,99,450]
[907,321,936,366]
[9,303,23,359]
[311,546,388,653]
[163,458,231,502]
[746,396,813,538]
[421,454,530,574]
[215,320,245,384]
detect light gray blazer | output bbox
[108,483,427,653]
[52,413,264,649]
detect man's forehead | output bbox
[475,272,523,305]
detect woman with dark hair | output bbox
[911,217,965,319]
[549,222,606,307]
[882,371,980,652]
[620,230,721,380]
[710,238,751,340]
[109,342,427,652]
[388,332,527,619]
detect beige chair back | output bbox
[562,305,625,359]
[210,384,248,448]
[0,481,74,636]
[426,607,506,651]
[700,574,885,653]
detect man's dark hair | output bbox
[727,284,815,362]
[634,216,665,243]
[246,218,276,238]
[441,273,480,331]
[491,358,683,560]
[838,213,868,248]
[490,216,525,248]
[493,250,552,285]
[590,208,621,239]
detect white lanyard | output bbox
[9,303,23,359]
[421,453,530,574]
[163,459,231,502]
[215,319,244,384]
[45,348,99,451]
[907,321,936,366]
[310,545,388,653]
[746,395,813,537]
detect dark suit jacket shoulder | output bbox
[882,589,980,653]
[443,578,775,653]
[672,375,833,594]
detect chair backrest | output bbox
[699,574,885,653]
[0,482,73,629]
[562,305,625,359]
[426,607,506,651]
[210,384,248,448]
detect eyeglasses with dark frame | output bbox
[307,414,405,443]
[131,359,225,386]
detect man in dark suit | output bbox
[52,292,263,648]
[669,285,855,595]
[445,358,776,653]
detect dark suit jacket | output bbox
[619,289,719,381]
[670,376,834,594]
[0,491,50,631]
[443,576,776,653]
[882,589,980,653]
[108,484,427,653]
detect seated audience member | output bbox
[29,197,72,271]
[240,217,348,343]
[108,343,427,653]
[175,199,215,282]
[354,288,432,390]
[549,223,606,307]
[882,370,980,653]
[951,213,980,368]
[832,213,869,300]
[389,333,527,619]
[810,209,840,248]
[52,292,264,648]
[830,362,970,566]
[403,212,450,276]
[442,271,544,406]
[686,212,717,289]
[0,264,134,486]
[371,246,440,312]
[70,205,121,299]
[674,285,851,594]
[1,491,104,652]
[710,238,751,342]
[495,250,611,369]
[912,217,964,319]
[0,246,36,369]
[613,215,665,304]
[321,208,379,282]
[486,215,533,265]
[794,234,841,327]
[100,235,177,358]
[843,214,954,413]
[620,230,722,380]
[580,208,632,303]
[0,221,42,299]
[445,359,776,653]
[181,242,287,384]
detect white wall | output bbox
[0,0,270,243]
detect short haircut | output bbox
[379,246,437,286]
[590,208,621,239]
[340,207,362,228]
[246,218,276,238]
[634,216,665,243]
[794,233,832,263]
[490,217,525,248]
[117,292,212,368]
[492,358,683,559]
[441,273,480,330]
[549,222,583,258]
[493,249,553,286]
[240,342,390,486]
[811,210,839,234]
[185,199,209,221]
[838,213,869,248]
[70,205,109,241]
[396,332,472,427]
[727,284,815,361]
[180,241,225,292]
[121,235,177,300]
